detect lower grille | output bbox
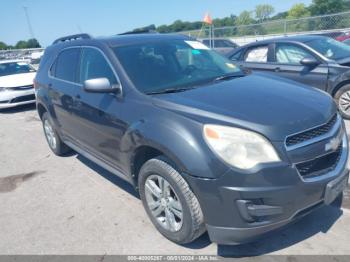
[10,94,36,103]
[296,144,342,179]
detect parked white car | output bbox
[0,60,36,109]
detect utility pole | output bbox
[23,6,35,39]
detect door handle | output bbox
[75,94,81,99]
[274,67,281,72]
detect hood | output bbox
[152,74,336,141]
[0,72,36,88]
[336,56,350,66]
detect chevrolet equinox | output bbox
[35,33,349,245]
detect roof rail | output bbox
[52,33,92,45]
[118,29,158,35]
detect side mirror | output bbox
[84,78,121,94]
[300,57,320,67]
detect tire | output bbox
[138,157,206,244]
[334,84,350,120]
[42,112,71,156]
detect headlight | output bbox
[203,125,280,169]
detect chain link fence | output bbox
[181,11,350,45]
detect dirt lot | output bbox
[1,104,350,256]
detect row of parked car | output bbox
[0,31,349,246]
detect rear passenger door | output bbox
[272,43,328,89]
[236,44,276,73]
[49,47,82,139]
[73,47,125,170]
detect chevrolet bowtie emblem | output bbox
[325,136,341,152]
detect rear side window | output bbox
[54,48,80,83]
[79,48,118,85]
[244,46,268,62]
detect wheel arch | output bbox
[331,80,350,97]
[130,144,185,189]
[37,102,48,119]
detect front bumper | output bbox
[0,89,35,109]
[185,133,349,245]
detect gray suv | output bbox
[35,33,349,245]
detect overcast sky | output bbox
[1,0,312,47]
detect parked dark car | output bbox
[35,33,349,245]
[227,35,350,119]
[200,38,239,55]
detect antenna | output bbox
[23,6,35,39]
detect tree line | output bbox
[132,0,350,34]
[0,38,41,51]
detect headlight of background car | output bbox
[203,125,280,169]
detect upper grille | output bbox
[286,114,338,147]
[296,144,342,179]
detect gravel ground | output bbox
[0,104,350,256]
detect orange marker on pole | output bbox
[203,12,213,25]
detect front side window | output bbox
[244,46,268,63]
[54,48,80,83]
[79,48,118,85]
[0,62,35,77]
[306,37,350,60]
[276,44,312,64]
[113,39,242,94]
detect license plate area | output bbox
[324,173,349,205]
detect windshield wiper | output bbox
[213,73,245,82]
[146,87,195,95]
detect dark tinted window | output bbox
[231,50,243,61]
[214,40,237,48]
[79,48,117,85]
[54,48,80,82]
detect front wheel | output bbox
[335,84,350,120]
[138,157,206,244]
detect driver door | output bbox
[272,43,329,90]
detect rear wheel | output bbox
[138,157,205,244]
[42,112,71,156]
[335,84,350,119]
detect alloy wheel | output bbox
[339,91,350,116]
[44,119,57,150]
[144,174,183,232]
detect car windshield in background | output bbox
[306,37,350,60]
[113,39,242,94]
[0,62,35,77]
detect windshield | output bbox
[113,39,242,94]
[306,37,350,60]
[0,62,35,77]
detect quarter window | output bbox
[276,44,312,64]
[54,48,80,82]
[79,48,118,85]
[244,46,268,62]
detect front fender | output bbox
[119,115,229,179]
